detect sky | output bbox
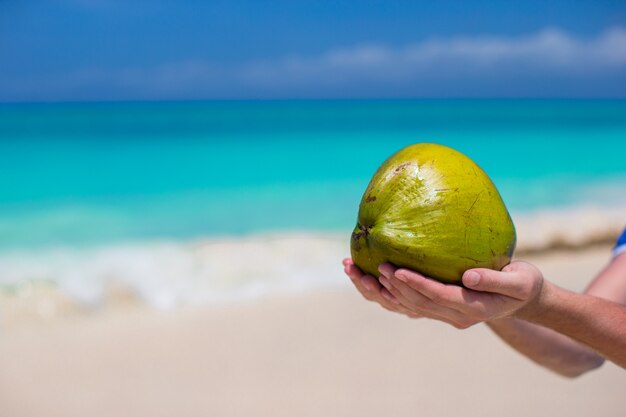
[1,0,625,101]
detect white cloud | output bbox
[2,27,626,100]
[241,27,626,85]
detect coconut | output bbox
[350,143,516,283]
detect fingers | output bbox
[343,259,419,318]
[462,261,540,301]
[343,259,374,300]
[391,262,544,323]
[379,270,429,307]
[379,265,475,328]
[371,261,543,326]
[343,258,362,280]
[395,268,469,308]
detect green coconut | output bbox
[350,143,516,284]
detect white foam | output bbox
[0,204,623,310]
[513,204,625,251]
[0,232,352,309]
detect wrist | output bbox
[486,316,514,325]
[514,279,557,322]
[485,317,516,332]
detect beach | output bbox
[1,99,626,416]
[3,0,626,413]
[1,233,626,417]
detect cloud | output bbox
[242,27,626,84]
[2,27,626,100]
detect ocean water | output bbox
[1,99,625,308]
[2,99,626,249]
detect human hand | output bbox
[377,261,545,329]
[342,258,422,318]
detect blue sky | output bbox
[1,0,625,101]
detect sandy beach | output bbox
[1,243,625,417]
[3,5,626,416]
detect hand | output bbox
[377,261,545,329]
[342,258,422,318]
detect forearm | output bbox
[516,281,626,369]
[487,318,604,377]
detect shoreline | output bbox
[1,203,624,329]
[0,242,617,332]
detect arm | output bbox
[486,318,605,377]
[344,257,626,375]
[515,277,626,370]
[381,259,626,370]
[486,252,626,377]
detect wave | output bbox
[513,205,624,254]
[0,233,351,311]
[0,204,623,319]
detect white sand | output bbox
[1,246,625,417]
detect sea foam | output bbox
[0,205,623,312]
[0,233,351,310]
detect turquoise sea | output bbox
[1,99,626,250]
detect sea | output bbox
[1,99,625,309]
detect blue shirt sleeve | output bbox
[614,227,626,257]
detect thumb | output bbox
[462,267,529,299]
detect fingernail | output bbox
[395,272,407,282]
[379,276,390,288]
[378,265,390,278]
[464,271,480,286]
